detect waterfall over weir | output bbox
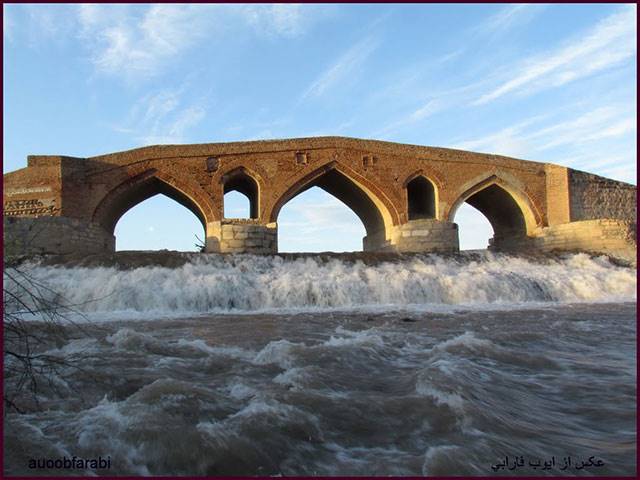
[6,252,635,320]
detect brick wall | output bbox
[569,170,637,222]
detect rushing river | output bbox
[3,252,637,476]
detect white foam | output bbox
[431,331,494,353]
[175,339,255,360]
[228,383,257,400]
[71,396,151,475]
[415,384,465,411]
[252,339,301,368]
[5,252,636,320]
[105,328,159,350]
[323,328,385,348]
[273,367,311,389]
[422,445,461,476]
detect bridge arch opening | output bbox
[278,187,366,252]
[114,196,205,251]
[94,175,208,251]
[452,203,495,250]
[406,176,436,220]
[223,169,259,219]
[271,165,392,252]
[449,181,531,249]
[224,191,252,219]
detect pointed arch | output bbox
[403,168,443,190]
[447,174,541,238]
[92,169,215,234]
[404,171,439,220]
[269,161,398,238]
[221,166,262,219]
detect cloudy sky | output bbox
[3,4,636,252]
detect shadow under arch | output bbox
[221,166,261,219]
[403,171,439,220]
[447,174,540,244]
[269,162,398,241]
[92,169,212,234]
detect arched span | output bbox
[221,167,261,219]
[404,173,438,220]
[447,175,540,239]
[269,162,398,238]
[92,169,213,234]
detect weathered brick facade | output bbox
[3,137,636,262]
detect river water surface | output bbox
[3,252,637,476]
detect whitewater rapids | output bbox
[3,252,637,475]
[4,251,636,319]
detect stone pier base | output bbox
[391,219,459,253]
[208,219,277,254]
[362,229,394,252]
[3,216,115,257]
[492,219,636,264]
[363,220,460,253]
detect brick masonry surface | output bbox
[2,137,636,262]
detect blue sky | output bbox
[3,3,637,252]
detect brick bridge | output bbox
[3,137,637,262]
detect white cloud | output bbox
[301,35,379,100]
[27,6,58,37]
[140,107,206,145]
[3,5,15,42]
[453,130,531,159]
[528,106,635,151]
[408,100,441,122]
[77,4,213,79]
[369,74,501,139]
[241,4,326,38]
[279,191,364,233]
[480,4,546,36]
[474,5,637,105]
[596,165,636,184]
[454,104,636,156]
[450,104,636,179]
[75,4,325,80]
[364,4,635,140]
[371,99,445,139]
[4,4,77,45]
[277,189,366,252]
[451,114,551,157]
[114,85,208,146]
[374,6,634,141]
